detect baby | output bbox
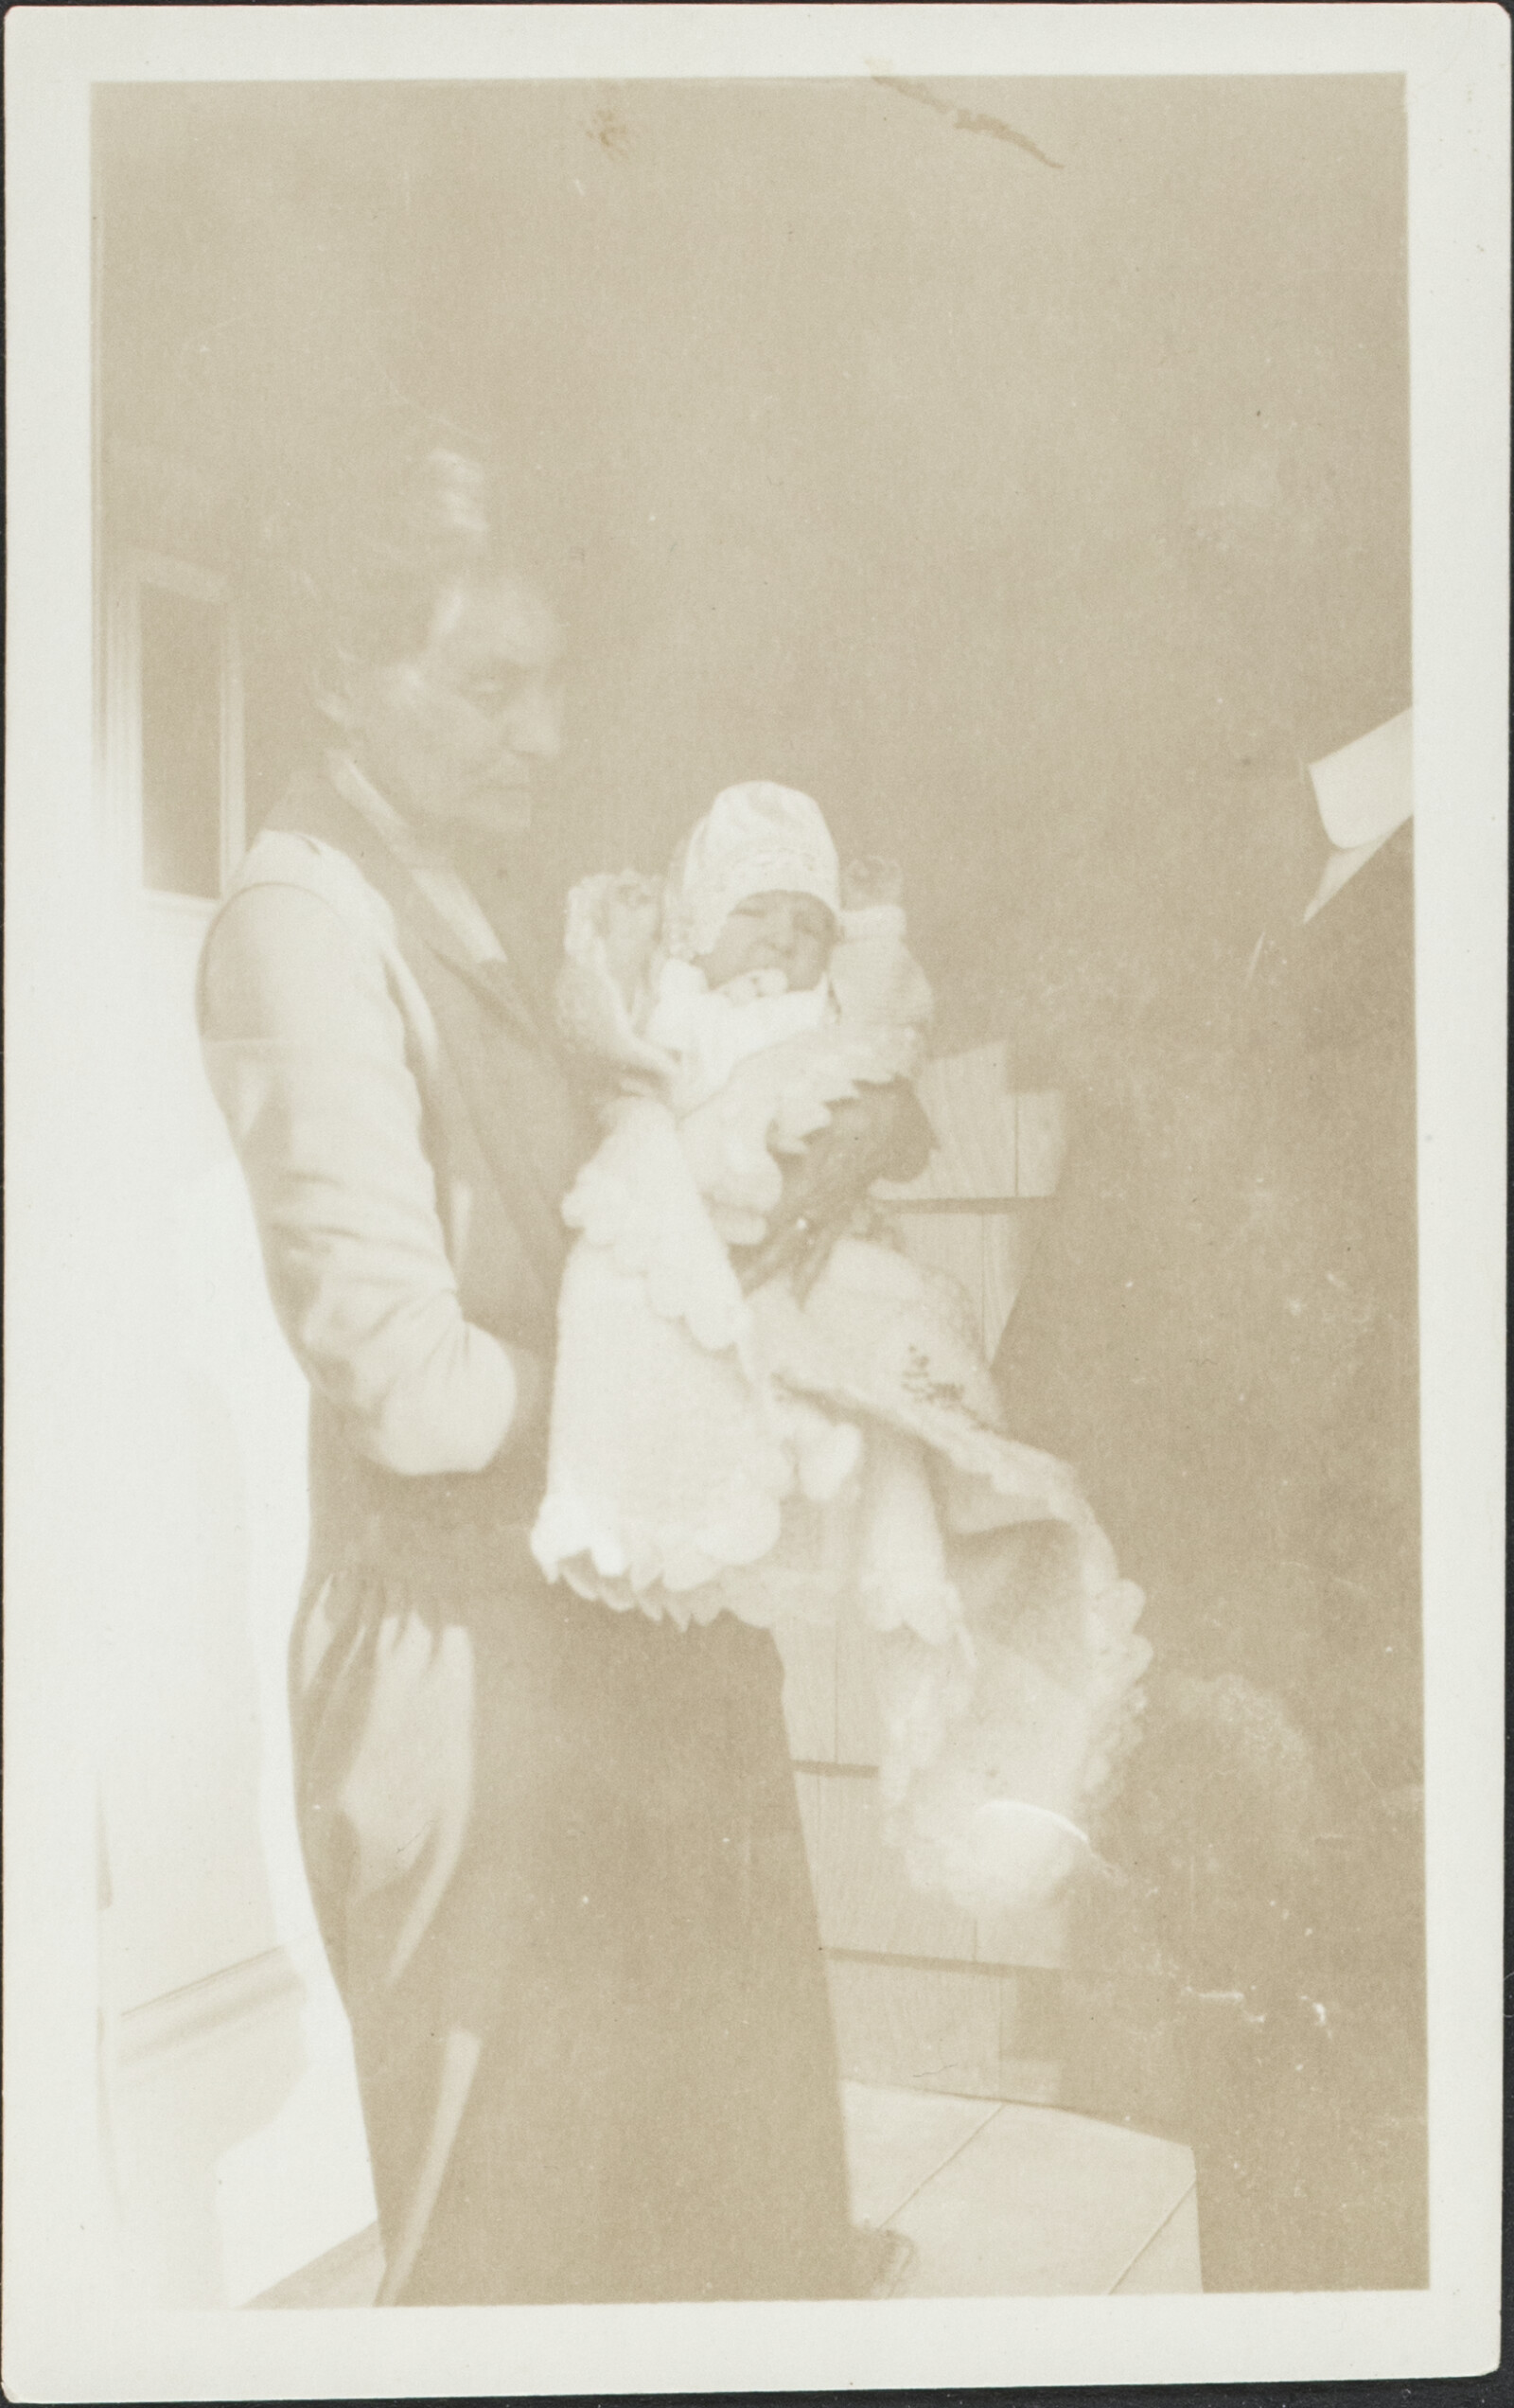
[558,784,931,1121]
[534,782,1150,1916]
[546,783,935,1499]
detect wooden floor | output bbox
[253,2082,1200,2306]
[845,2083,1200,2296]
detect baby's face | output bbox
[697,890,836,994]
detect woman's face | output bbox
[696,891,836,993]
[335,575,564,837]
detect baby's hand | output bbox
[842,855,905,912]
[597,872,664,995]
[720,966,790,1005]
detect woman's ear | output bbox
[311,638,369,731]
[313,662,365,730]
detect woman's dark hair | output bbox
[256,427,526,695]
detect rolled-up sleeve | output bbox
[200,879,522,1477]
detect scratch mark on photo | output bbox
[873,75,1063,170]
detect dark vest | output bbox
[260,770,597,1578]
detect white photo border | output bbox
[4,5,1506,2396]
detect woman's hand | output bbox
[735,1080,934,1298]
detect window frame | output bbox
[102,547,246,912]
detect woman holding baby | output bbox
[201,440,1144,2305]
[198,443,928,2304]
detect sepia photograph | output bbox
[4,5,1505,2399]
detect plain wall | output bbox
[97,75,1410,1056]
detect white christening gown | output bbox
[533,883,1151,1915]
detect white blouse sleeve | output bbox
[199,872,523,1478]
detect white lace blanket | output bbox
[531,1091,1150,1915]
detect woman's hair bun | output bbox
[375,444,497,581]
[257,421,521,686]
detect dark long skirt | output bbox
[290,1519,855,2304]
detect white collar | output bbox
[326,752,506,965]
[1302,709,1412,923]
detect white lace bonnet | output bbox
[667,781,842,962]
